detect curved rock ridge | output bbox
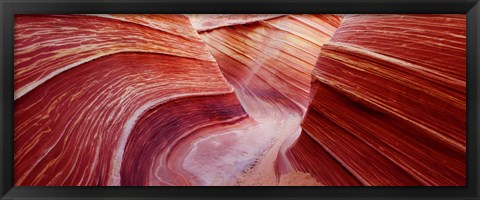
[14,15,246,186]
[290,14,466,186]
[14,14,215,100]
[187,14,286,32]
[196,14,342,185]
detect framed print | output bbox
[1,0,479,199]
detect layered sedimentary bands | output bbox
[288,14,466,186]
[14,14,466,186]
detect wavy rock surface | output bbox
[14,14,248,186]
[289,14,466,186]
[14,14,213,100]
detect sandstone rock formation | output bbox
[14,14,466,186]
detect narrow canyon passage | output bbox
[186,14,342,185]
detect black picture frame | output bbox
[1,0,479,199]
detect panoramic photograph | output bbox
[13,14,466,186]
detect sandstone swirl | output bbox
[290,14,466,186]
[14,14,248,186]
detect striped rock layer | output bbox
[288,14,466,186]
[14,14,466,186]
